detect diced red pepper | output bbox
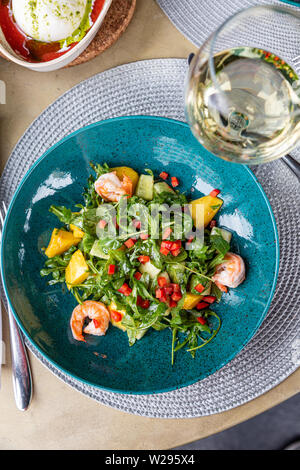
[111,310,122,322]
[162,227,173,240]
[187,235,195,244]
[171,176,179,187]
[197,316,207,325]
[138,255,150,264]
[156,288,164,299]
[160,246,170,256]
[164,286,173,296]
[140,233,149,240]
[137,296,150,309]
[93,319,100,328]
[171,292,182,302]
[170,283,181,292]
[161,240,173,250]
[210,220,217,228]
[210,189,220,198]
[134,271,142,280]
[156,288,167,302]
[118,283,132,296]
[169,300,177,308]
[108,264,116,275]
[202,295,216,304]
[157,276,168,287]
[159,171,168,180]
[98,219,107,229]
[171,240,182,251]
[171,248,181,257]
[124,238,136,249]
[195,283,205,293]
[133,219,141,229]
[196,302,209,310]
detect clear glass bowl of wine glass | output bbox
[185,5,300,164]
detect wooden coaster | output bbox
[0,0,136,67]
[68,0,136,67]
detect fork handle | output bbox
[7,307,32,411]
[282,155,300,180]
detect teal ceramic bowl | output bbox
[1,116,279,394]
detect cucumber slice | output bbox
[135,174,154,200]
[139,260,161,279]
[90,240,109,259]
[211,226,232,243]
[136,328,149,340]
[167,263,186,284]
[154,182,175,195]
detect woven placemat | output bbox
[156,0,299,48]
[0,59,299,418]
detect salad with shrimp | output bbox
[41,163,246,363]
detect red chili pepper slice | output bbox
[108,264,116,275]
[138,255,150,264]
[171,292,182,301]
[171,248,181,257]
[164,286,173,296]
[161,240,173,250]
[157,276,168,287]
[159,171,168,180]
[118,283,132,296]
[197,316,207,325]
[171,177,179,187]
[202,295,216,304]
[124,238,136,249]
[196,302,209,310]
[209,189,220,198]
[160,246,170,256]
[111,310,122,322]
[195,283,205,293]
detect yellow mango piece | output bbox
[189,195,223,229]
[45,229,80,258]
[65,250,89,289]
[108,301,127,332]
[70,224,84,239]
[183,292,203,310]
[112,166,139,192]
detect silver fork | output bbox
[0,201,32,411]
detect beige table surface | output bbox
[0,0,299,451]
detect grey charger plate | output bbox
[0,59,299,418]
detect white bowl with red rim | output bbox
[0,0,112,72]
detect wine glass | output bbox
[185,5,300,165]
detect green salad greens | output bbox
[41,162,237,364]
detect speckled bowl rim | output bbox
[0,115,280,395]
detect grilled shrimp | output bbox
[212,252,245,289]
[70,300,110,342]
[94,171,133,202]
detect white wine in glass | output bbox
[185,6,300,164]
